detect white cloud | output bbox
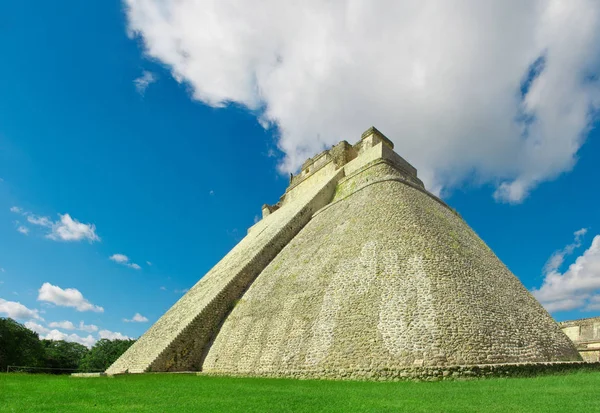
[533,234,600,312]
[124,312,148,323]
[159,286,166,291]
[25,321,50,335]
[98,329,130,340]
[20,210,100,242]
[44,329,96,348]
[47,214,100,242]
[134,70,157,95]
[27,215,52,227]
[17,226,29,235]
[10,206,22,213]
[110,254,129,263]
[125,0,600,203]
[174,288,189,294]
[109,254,141,270]
[38,282,104,313]
[78,321,99,333]
[543,228,587,274]
[146,261,152,266]
[48,320,76,330]
[0,298,42,320]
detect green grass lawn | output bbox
[1,371,599,413]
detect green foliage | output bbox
[0,317,46,371]
[2,371,600,412]
[42,340,89,373]
[79,338,135,372]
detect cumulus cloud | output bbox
[46,214,100,242]
[44,329,97,348]
[99,329,130,340]
[0,298,42,320]
[25,321,50,335]
[533,234,600,312]
[123,312,148,323]
[78,321,99,333]
[124,0,600,202]
[17,226,29,235]
[10,206,22,213]
[134,70,157,94]
[48,320,76,330]
[38,282,104,313]
[109,254,142,270]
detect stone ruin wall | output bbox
[559,317,600,362]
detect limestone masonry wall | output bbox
[203,161,579,376]
[559,317,600,362]
[107,167,343,373]
[107,126,583,378]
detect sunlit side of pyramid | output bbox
[107,127,580,378]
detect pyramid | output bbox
[107,127,581,378]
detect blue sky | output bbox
[1,1,600,347]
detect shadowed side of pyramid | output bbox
[106,165,344,374]
[108,127,581,377]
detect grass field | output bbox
[1,371,599,412]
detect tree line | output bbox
[0,317,135,373]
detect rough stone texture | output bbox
[203,160,580,376]
[200,361,600,382]
[106,168,343,374]
[559,317,600,362]
[108,126,582,378]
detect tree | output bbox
[0,318,46,371]
[78,338,135,372]
[42,340,89,373]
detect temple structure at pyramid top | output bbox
[107,126,582,380]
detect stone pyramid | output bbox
[107,127,581,378]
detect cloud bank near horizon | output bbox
[124,0,600,202]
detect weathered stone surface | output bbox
[559,317,600,362]
[108,126,582,378]
[199,361,600,382]
[106,168,343,374]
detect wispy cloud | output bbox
[543,228,587,274]
[533,232,600,312]
[38,282,104,313]
[109,254,141,270]
[0,298,42,320]
[123,312,149,323]
[134,70,157,95]
[11,207,99,242]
